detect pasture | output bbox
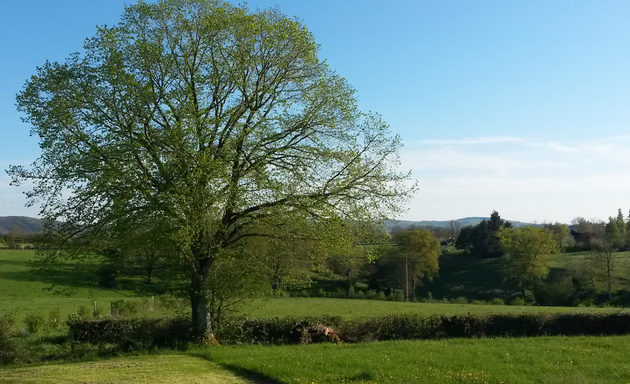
[1,249,626,324]
[3,248,630,383]
[2,336,630,383]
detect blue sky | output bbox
[2,1,630,223]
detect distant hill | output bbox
[0,215,534,236]
[0,216,44,235]
[384,217,533,231]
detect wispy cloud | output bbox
[417,136,525,146]
[398,135,630,223]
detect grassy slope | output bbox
[242,297,625,319]
[1,249,626,323]
[418,249,630,302]
[3,250,630,383]
[0,249,169,319]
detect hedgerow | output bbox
[67,311,630,351]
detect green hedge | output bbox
[68,312,630,350]
[68,318,191,351]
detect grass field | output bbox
[0,354,251,384]
[242,297,626,319]
[0,249,175,320]
[4,249,630,383]
[3,336,630,383]
[2,249,629,328]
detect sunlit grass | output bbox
[0,354,251,384]
[197,335,630,384]
[242,297,626,320]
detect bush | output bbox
[111,300,141,317]
[490,298,505,305]
[68,317,192,351]
[24,313,46,334]
[48,307,62,331]
[453,297,468,304]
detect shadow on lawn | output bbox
[191,354,282,384]
[219,364,283,384]
[1,265,175,296]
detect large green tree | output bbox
[9,0,411,342]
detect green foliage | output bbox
[455,211,512,258]
[23,313,46,334]
[68,318,192,351]
[47,307,62,331]
[11,0,412,341]
[499,227,559,296]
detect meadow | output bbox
[2,336,630,383]
[1,249,626,322]
[3,248,630,383]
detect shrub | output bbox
[24,313,46,334]
[509,297,526,306]
[111,299,140,317]
[490,298,505,305]
[68,317,192,351]
[453,297,468,304]
[48,307,62,331]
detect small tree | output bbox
[592,215,625,299]
[543,222,570,250]
[499,227,559,299]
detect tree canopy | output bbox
[499,227,559,298]
[9,0,412,342]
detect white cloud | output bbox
[397,135,630,223]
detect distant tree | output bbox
[571,217,592,234]
[447,220,462,240]
[455,225,475,254]
[542,222,570,250]
[499,227,559,298]
[468,211,511,258]
[592,215,625,299]
[395,228,440,300]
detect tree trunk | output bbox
[191,285,213,343]
[607,254,612,299]
[190,252,216,344]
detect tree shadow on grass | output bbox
[190,354,283,384]
[1,266,176,297]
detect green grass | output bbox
[5,336,630,383]
[197,335,630,383]
[2,249,625,327]
[0,249,171,322]
[242,297,626,319]
[0,354,252,383]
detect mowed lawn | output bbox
[198,335,630,384]
[0,355,253,384]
